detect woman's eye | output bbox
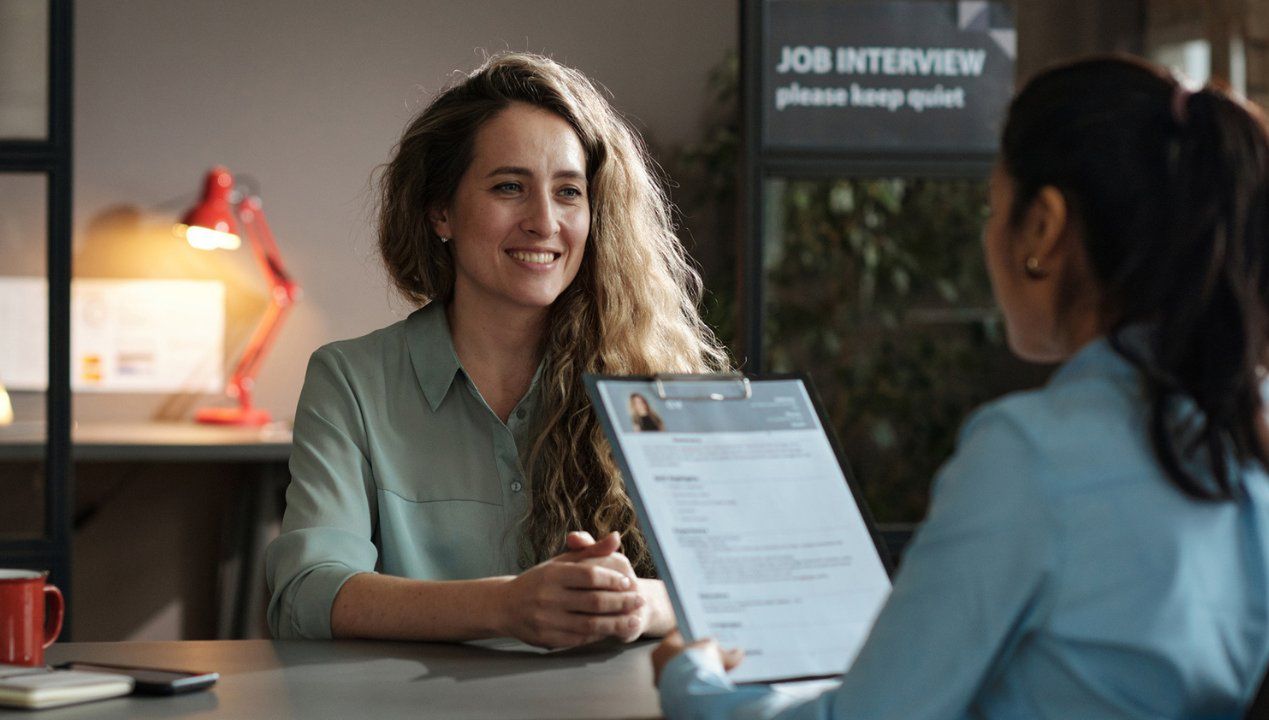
[559,187,584,199]
[495,182,522,193]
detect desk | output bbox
[0,421,292,462]
[0,422,292,639]
[32,639,663,719]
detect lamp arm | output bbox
[225,197,299,410]
[239,197,295,286]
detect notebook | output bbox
[0,664,134,710]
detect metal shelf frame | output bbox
[0,0,75,635]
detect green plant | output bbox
[764,177,1014,521]
[672,52,741,355]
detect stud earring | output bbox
[439,236,450,244]
[1024,256,1046,279]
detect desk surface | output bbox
[31,639,662,719]
[0,422,292,462]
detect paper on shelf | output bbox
[0,277,224,393]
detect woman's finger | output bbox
[579,551,636,578]
[559,588,643,615]
[574,531,620,558]
[721,647,746,671]
[555,562,631,590]
[547,610,640,640]
[565,531,596,550]
[555,531,621,563]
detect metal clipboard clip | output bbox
[652,373,752,401]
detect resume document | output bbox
[591,377,892,683]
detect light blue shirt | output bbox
[660,336,1269,719]
[265,302,541,640]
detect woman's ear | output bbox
[429,208,452,240]
[1024,186,1070,266]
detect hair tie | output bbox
[1171,83,1196,126]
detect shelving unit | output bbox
[0,0,74,631]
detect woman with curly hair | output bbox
[265,52,727,647]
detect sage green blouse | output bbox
[265,302,541,640]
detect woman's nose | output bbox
[520,190,559,238]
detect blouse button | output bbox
[510,481,523,492]
[515,408,527,420]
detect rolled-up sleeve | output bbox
[266,346,381,640]
[658,404,1057,719]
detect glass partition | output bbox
[0,0,49,140]
[0,172,48,539]
[761,176,1050,524]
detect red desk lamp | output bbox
[176,167,299,426]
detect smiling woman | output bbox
[264,52,728,649]
[436,104,591,321]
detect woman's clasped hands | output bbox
[497,531,651,649]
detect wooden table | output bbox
[26,639,664,719]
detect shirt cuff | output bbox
[289,564,365,640]
[659,647,737,718]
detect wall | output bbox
[1015,1,1145,79]
[73,0,737,424]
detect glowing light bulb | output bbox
[175,223,241,251]
[0,379,12,426]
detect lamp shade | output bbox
[180,167,240,250]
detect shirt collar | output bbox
[406,301,463,412]
[1048,326,1146,389]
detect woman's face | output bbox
[983,164,1056,362]
[435,102,590,316]
[631,394,649,414]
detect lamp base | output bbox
[195,406,272,426]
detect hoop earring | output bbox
[1024,256,1047,279]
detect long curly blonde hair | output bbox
[377,52,728,575]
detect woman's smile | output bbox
[505,248,563,268]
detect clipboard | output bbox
[584,372,894,685]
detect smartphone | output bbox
[53,662,218,696]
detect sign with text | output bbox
[763,0,1014,154]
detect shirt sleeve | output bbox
[658,403,1059,720]
[265,346,381,640]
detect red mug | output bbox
[0,570,64,666]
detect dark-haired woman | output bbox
[653,55,1269,719]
